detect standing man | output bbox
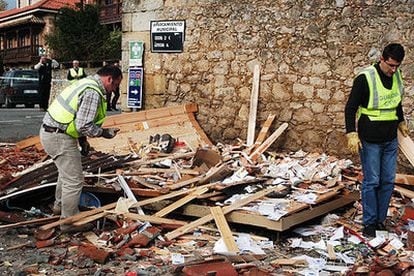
[345,43,408,237]
[105,61,121,111]
[67,60,87,83]
[40,65,122,233]
[34,55,59,111]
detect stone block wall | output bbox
[123,0,414,158]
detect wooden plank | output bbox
[395,173,414,186]
[15,136,41,150]
[167,176,201,190]
[398,130,414,168]
[103,103,198,126]
[271,259,307,266]
[247,64,260,146]
[249,123,288,161]
[155,187,209,217]
[122,213,187,226]
[129,152,195,167]
[40,202,118,230]
[394,185,414,198]
[132,167,200,176]
[0,216,59,230]
[164,185,286,240]
[210,206,239,253]
[187,113,214,146]
[253,114,276,148]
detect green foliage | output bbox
[45,4,121,62]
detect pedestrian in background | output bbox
[67,60,86,83]
[40,65,122,233]
[106,61,121,111]
[34,55,59,111]
[345,43,408,237]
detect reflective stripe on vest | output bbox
[48,78,107,138]
[357,65,403,121]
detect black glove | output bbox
[78,137,90,156]
[101,128,120,139]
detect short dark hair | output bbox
[97,65,122,79]
[382,43,405,62]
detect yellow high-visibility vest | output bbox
[48,77,107,138]
[358,65,404,121]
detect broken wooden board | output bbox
[15,103,212,154]
[395,173,414,186]
[210,206,239,253]
[246,64,260,146]
[249,123,288,161]
[160,191,359,232]
[398,130,414,168]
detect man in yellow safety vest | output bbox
[40,65,122,233]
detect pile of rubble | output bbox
[1,137,414,275]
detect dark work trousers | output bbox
[39,82,51,110]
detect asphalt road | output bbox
[0,106,121,143]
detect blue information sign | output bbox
[127,67,143,109]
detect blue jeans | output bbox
[360,138,397,226]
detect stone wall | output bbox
[122,0,414,159]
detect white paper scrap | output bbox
[171,253,185,265]
[389,237,404,250]
[329,226,344,241]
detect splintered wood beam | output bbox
[128,152,195,167]
[155,187,209,217]
[210,206,239,253]
[395,173,414,186]
[398,130,414,168]
[0,215,60,230]
[394,185,414,199]
[123,213,187,226]
[40,202,118,230]
[247,64,260,146]
[253,114,276,149]
[249,123,288,161]
[164,185,287,240]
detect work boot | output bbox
[376,222,387,231]
[60,223,94,234]
[362,224,376,238]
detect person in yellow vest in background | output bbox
[40,65,122,233]
[67,60,86,83]
[345,43,408,238]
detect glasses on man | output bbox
[384,60,400,69]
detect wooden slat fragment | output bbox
[398,130,414,168]
[247,64,260,146]
[249,123,288,161]
[0,216,59,230]
[155,187,209,217]
[394,185,414,198]
[252,114,276,149]
[210,206,239,253]
[395,173,414,186]
[123,213,187,226]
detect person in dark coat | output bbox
[34,55,59,111]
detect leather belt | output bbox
[42,124,65,134]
